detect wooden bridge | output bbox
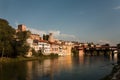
[74,46,118,56]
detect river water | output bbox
[0,54,118,80]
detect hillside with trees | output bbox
[0,18,30,58]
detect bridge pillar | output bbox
[78,49,84,64]
[79,49,84,57]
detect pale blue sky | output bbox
[0,0,120,45]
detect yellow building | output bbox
[60,44,72,55]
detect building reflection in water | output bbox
[26,61,33,80]
[109,53,118,63]
[114,53,118,62]
[25,56,72,80]
[79,50,85,65]
[78,50,90,67]
[0,53,117,80]
[24,52,119,80]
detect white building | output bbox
[38,41,51,55]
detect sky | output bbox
[0,0,120,45]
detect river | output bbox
[0,54,118,80]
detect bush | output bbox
[49,53,58,57]
[32,49,43,57]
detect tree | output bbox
[16,45,30,56]
[15,31,31,56]
[71,47,79,56]
[0,18,15,58]
[104,43,110,47]
[43,34,49,40]
[0,18,32,58]
[117,43,120,49]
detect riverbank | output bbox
[0,57,38,63]
[0,55,58,63]
[100,64,120,80]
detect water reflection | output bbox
[26,61,33,80]
[0,62,27,80]
[109,53,118,62]
[24,56,73,80]
[79,50,84,65]
[0,54,117,80]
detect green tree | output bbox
[43,34,49,40]
[71,47,79,56]
[0,18,31,58]
[104,43,110,47]
[117,43,120,49]
[0,18,15,58]
[15,31,31,56]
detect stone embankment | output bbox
[101,64,120,80]
[111,64,120,80]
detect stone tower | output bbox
[18,24,26,32]
[48,33,54,42]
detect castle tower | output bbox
[18,24,26,32]
[48,33,54,42]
